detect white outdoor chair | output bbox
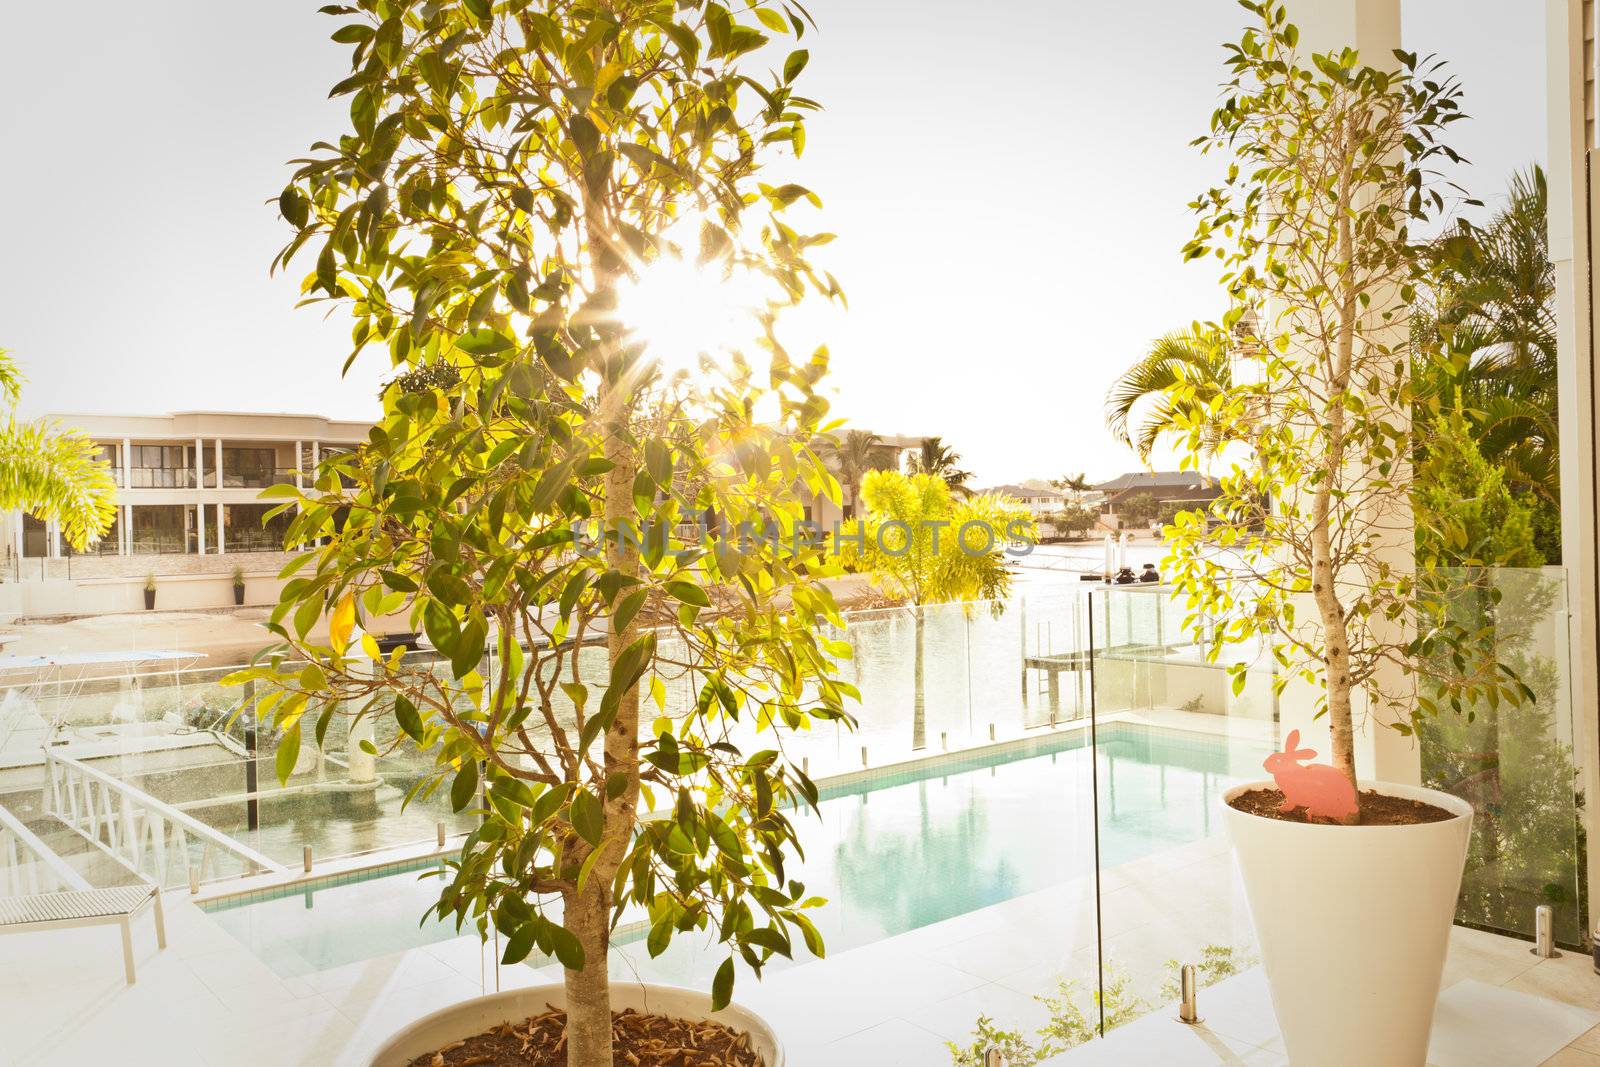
[0,883,166,985]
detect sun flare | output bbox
[615,254,765,374]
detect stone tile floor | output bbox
[0,876,1595,1066]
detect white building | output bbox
[1,411,367,617]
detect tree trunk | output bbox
[1312,118,1361,822]
[564,138,643,1063]
[563,879,614,1063]
[912,605,926,751]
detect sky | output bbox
[0,1,1547,487]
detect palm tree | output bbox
[1104,326,1233,461]
[1052,472,1093,502]
[1422,166,1558,505]
[906,436,974,497]
[845,471,1028,750]
[0,349,117,551]
[826,429,893,516]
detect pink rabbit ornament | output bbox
[1262,730,1359,821]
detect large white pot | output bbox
[367,982,785,1067]
[1223,779,1473,1067]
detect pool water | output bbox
[201,722,1271,980]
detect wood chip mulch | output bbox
[406,1006,766,1067]
[1230,786,1456,826]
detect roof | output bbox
[1094,471,1212,492]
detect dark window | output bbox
[223,503,292,553]
[129,505,195,555]
[221,447,281,489]
[128,445,196,489]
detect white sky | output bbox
[0,1,1546,486]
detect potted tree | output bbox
[232,565,246,606]
[1164,5,1532,1065]
[143,573,156,611]
[232,2,851,1065]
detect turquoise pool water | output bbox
[201,722,1271,980]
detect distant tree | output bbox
[0,349,116,551]
[1051,472,1093,502]
[1418,165,1559,558]
[841,471,1032,749]
[1105,326,1234,461]
[1049,504,1099,540]
[1115,491,1159,528]
[907,436,974,497]
[1414,406,1542,570]
[826,429,894,515]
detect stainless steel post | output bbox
[1533,905,1560,958]
[1178,964,1202,1023]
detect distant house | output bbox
[977,484,1066,518]
[804,431,930,527]
[1094,471,1220,525]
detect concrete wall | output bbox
[0,551,291,619]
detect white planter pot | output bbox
[1223,779,1472,1067]
[366,981,785,1067]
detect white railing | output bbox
[43,748,285,889]
[0,802,90,896]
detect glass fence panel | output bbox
[1420,566,1584,946]
[1088,583,1274,1039]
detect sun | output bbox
[615,253,764,373]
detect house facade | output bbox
[1094,471,1221,527]
[1,411,368,617]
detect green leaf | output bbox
[783,49,809,83]
[276,723,302,785]
[711,957,735,1011]
[501,924,536,965]
[570,789,603,846]
[450,759,480,813]
[395,696,425,742]
[551,924,585,971]
[462,0,491,19]
[278,188,310,228]
[330,23,374,44]
[665,580,709,608]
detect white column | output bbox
[193,436,204,491]
[11,510,22,562]
[216,504,226,556]
[120,437,131,490]
[194,503,205,556]
[1549,0,1600,940]
[1278,0,1416,786]
[120,504,131,557]
[47,520,60,560]
[293,440,303,489]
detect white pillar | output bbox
[193,436,204,491]
[1548,0,1600,940]
[293,440,303,489]
[120,504,131,557]
[11,510,22,563]
[47,520,60,560]
[194,503,205,556]
[1276,0,1416,786]
[120,437,131,490]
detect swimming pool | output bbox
[200,720,1271,981]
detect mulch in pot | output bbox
[1229,787,1455,826]
[406,1006,766,1067]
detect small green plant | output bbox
[946,967,1147,1066]
[143,573,156,593]
[1159,944,1256,1002]
[231,565,244,585]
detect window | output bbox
[223,503,292,553]
[128,505,195,555]
[93,444,121,486]
[128,445,196,489]
[221,447,280,489]
[21,514,47,558]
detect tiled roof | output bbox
[1094,471,1211,492]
